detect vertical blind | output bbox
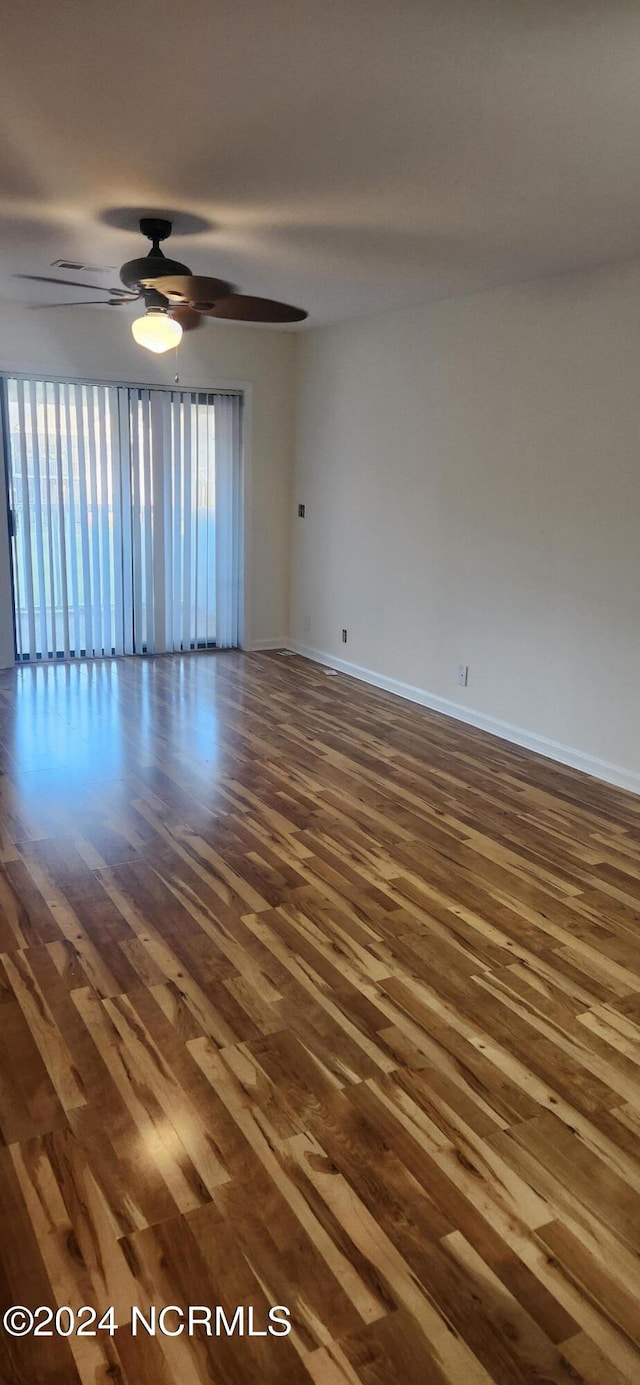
[3,378,243,661]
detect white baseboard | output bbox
[250,637,290,652]
[288,641,640,797]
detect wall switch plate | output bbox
[457,664,469,687]
[303,615,311,633]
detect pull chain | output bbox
[174,342,180,384]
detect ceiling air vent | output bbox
[51,259,114,272]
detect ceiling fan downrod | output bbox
[119,218,192,294]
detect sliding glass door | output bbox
[5,379,123,660]
[2,377,243,661]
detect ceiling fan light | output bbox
[131,308,182,353]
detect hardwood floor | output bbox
[0,649,639,1384]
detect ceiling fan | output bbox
[15,217,308,352]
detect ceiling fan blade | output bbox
[168,305,204,332]
[141,274,233,305]
[15,274,131,295]
[200,293,308,323]
[29,298,137,309]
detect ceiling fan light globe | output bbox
[131,309,182,353]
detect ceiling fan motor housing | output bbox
[119,217,192,292]
[120,252,192,292]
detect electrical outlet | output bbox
[303,615,311,634]
[457,664,468,687]
[342,628,348,643]
[298,503,306,518]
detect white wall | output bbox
[0,303,296,665]
[291,259,640,789]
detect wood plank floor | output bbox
[0,650,639,1385]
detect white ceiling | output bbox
[2,0,640,326]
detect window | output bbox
[2,377,243,661]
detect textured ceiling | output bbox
[2,0,640,326]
